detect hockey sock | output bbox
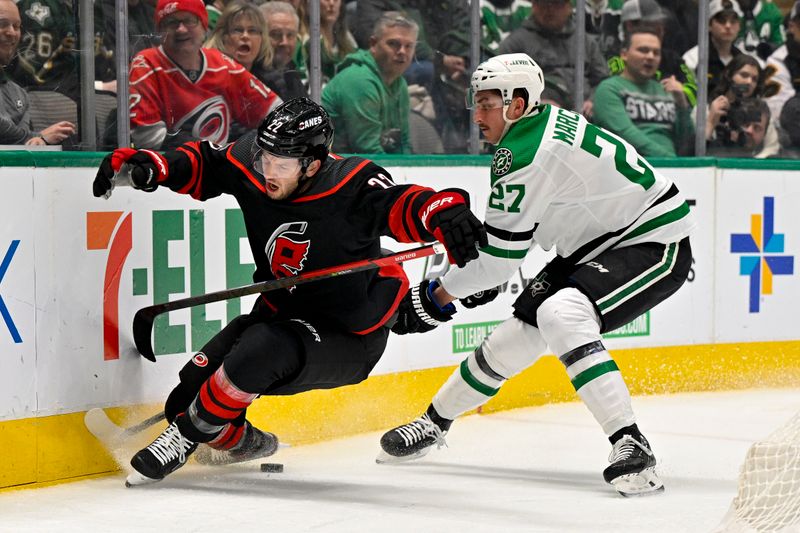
[559,341,635,436]
[177,365,258,443]
[432,345,507,421]
[207,422,247,450]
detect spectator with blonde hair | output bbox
[310,0,356,80]
[206,1,273,81]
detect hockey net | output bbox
[716,410,800,532]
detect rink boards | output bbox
[0,154,799,489]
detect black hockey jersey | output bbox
[161,132,441,334]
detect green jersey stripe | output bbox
[492,105,551,184]
[619,202,690,243]
[460,359,499,397]
[597,242,678,312]
[481,245,529,259]
[571,360,620,390]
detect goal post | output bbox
[715,410,800,532]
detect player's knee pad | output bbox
[480,316,548,378]
[536,287,602,358]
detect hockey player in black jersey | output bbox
[92,97,487,486]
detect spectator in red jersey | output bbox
[129,0,281,149]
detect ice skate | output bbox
[194,421,279,466]
[126,421,198,487]
[376,413,448,464]
[603,434,664,497]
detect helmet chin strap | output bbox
[499,99,538,142]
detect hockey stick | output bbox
[85,408,166,439]
[121,411,167,435]
[133,242,447,362]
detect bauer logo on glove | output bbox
[419,189,488,268]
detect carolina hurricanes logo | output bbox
[172,96,230,146]
[192,352,209,367]
[266,222,311,281]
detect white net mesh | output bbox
[720,410,800,532]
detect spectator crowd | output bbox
[3,0,800,159]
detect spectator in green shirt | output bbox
[322,11,416,154]
[593,28,694,157]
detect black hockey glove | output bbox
[392,280,456,335]
[420,188,487,268]
[93,148,168,197]
[460,287,501,309]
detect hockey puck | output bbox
[260,462,284,473]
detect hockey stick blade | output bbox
[133,242,446,361]
[85,408,166,468]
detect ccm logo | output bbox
[421,196,454,226]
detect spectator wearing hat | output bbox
[129,0,281,150]
[683,0,747,97]
[736,0,784,61]
[608,0,698,106]
[594,28,694,157]
[765,2,800,126]
[497,0,609,116]
[778,95,800,158]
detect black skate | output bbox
[376,413,447,464]
[126,421,198,487]
[602,434,664,497]
[194,421,279,466]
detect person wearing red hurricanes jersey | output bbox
[129,0,281,150]
[92,97,487,486]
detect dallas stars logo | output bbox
[25,2,51,25]
[492,148,513,176]
[528,271,550,296]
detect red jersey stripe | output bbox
[227,144,266,193]
[293,159,370,202]
[352,263,409,335]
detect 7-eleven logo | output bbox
[86,211,133,360]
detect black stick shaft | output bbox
[132,243,445,361]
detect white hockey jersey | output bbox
[441,104,696,298]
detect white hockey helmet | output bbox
[468,53,545,138]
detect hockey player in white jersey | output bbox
[378,53,696,496]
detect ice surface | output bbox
[2,389,800,533]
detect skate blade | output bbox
[194,440,280,466]
[375,447,431,465]
[125,471,160,487]
[610,467,665,497]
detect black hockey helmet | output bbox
[255,97,334,168]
